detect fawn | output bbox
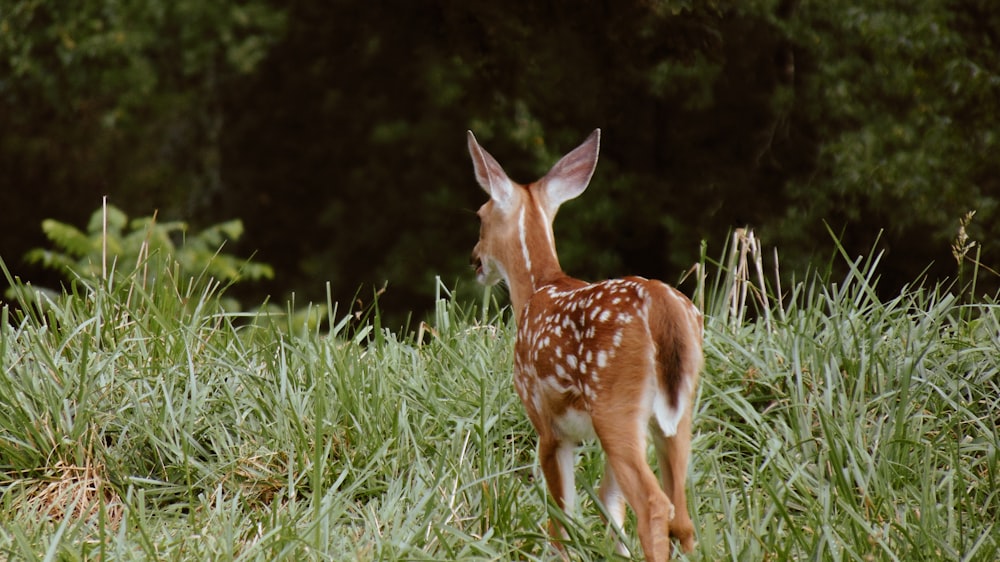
[467,129,703,560]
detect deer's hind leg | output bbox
[598,461,631,557]
[591,370,673,562]
[651,409,696,553]
[537,432,577,556]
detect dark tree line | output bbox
[3,0,998,324]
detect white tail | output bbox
[468,130,703,560]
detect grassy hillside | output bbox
[1,245,997,560]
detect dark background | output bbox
[3,0,998,326]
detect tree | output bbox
[5,0,998,325]
[0,0,285,299]
[771,0,1000,290]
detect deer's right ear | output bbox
[468,131,516,211]
[537,129,600,217]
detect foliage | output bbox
[0,0,286,291]
[15,203,272,305]
[217,0,1000,323]
[0,241,997,560]
[773,0,1000,284]
[2,0,999,324]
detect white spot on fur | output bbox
[535,199,556,254]
[652,393,682,438]
[542,374,574,394]
[531,390,542,416]
[556,408,596,442]
[518,206,534,284]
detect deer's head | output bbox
[467,130,601,293]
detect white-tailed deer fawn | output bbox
[468,129,703,560]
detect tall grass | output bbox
[696,231,998,560]
[1,240,997,560]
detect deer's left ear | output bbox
[538,129,600,217]
[468,130,517,212]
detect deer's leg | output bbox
[594,416,673,562]
[651,409,696,553]
[538,435,576,555]
[598,462,631,557]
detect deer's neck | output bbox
[505,202,565,320]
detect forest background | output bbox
[2,0,998,323]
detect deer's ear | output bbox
[538,129,600,217]
[468,131,516,211]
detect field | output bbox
[1,244,998,561]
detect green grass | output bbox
[1,246,997,561]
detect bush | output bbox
[9,203,273,310]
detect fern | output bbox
[38,220,93,260]
[21,203,274,292]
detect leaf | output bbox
[129,218,189,235]
[86,204,128,235]
[238,261,274,281]
[40,220,91,258]
[24,249,75,273]
[216,219,244,240]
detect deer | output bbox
[467,129,703,560]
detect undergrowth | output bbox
[0,238,997,560]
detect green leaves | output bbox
[772,0,1000,286]
[22,204,273,292]
[4,0,1000,337]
